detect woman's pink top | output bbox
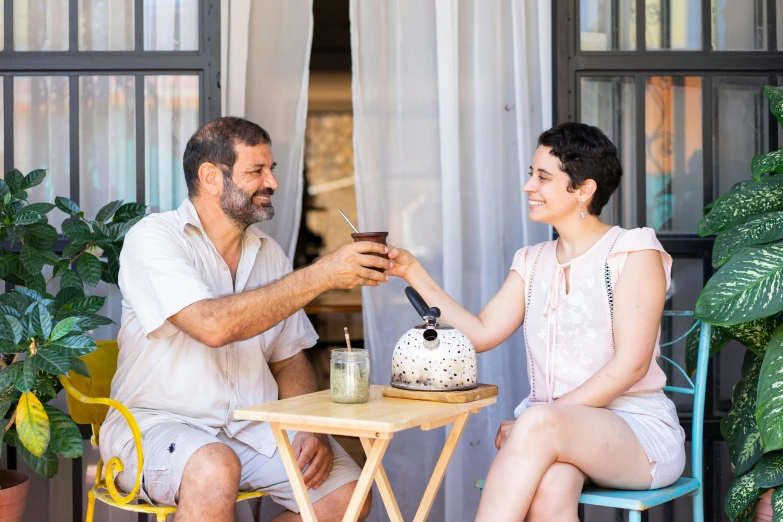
[510,226,673,404]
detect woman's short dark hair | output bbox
[537,122,622,216]
[183,117,272,197]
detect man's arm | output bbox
[270,351,332,490]
[169,241,389,348]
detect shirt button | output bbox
[222,265,229,271]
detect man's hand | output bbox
[495,420,515,450]
[292,432,333,490]
[313,241,391,290]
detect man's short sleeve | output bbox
[119,221,215,339]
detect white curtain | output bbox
[350,1,552,520]
[221,0,313,259]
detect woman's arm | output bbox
[388,247,526,352]
[556,249,666,408]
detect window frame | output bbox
[0,0,221,208]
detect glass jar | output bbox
[330,349,370,404]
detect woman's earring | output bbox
[579,200,586,220]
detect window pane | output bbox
[580,76,636,228]
[579,0,635,51]
[13,76,70,228]
[645,77,703,233]
[79,0,134,51]
[713,77,768,196]
[145,75,199,212]
[712,0,766,50]
[779,0,783,51]
[0,1,4,51]
[13,0,69,51]
[144,0,198,51]
[646,0,701,50]
[79,76,136,219]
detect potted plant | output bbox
[687,85,783,521]
[0,168,144,519]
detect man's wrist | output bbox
[302,262,333,293]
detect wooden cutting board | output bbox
[381,383,498,403]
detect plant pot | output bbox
[754,488,774,521]
[0,470,30,522]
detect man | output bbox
[99,117,385,521]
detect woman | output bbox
[386,122,684,521]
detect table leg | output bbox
[360,438,403,522]
[342,436,390,522]
[413,412,471,522]
[269,422,319,522]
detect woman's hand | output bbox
[495,419,515,450]
[386,245,419,279]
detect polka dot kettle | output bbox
[390,287,478,391]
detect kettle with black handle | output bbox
[390,287,478,391]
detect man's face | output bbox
[220,142,279,228]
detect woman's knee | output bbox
[512,405,563,444]
[528,463,584,520]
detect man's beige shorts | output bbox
[114,422,362,512]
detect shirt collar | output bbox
[176,198,268,250]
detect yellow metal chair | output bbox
[60,340,265,522]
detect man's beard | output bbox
[220,173,275,229]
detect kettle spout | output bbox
[423,329,440,350]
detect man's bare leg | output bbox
[271,481,372,522]
[175,443,242,522]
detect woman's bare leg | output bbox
[475,404,654,522]
[527,463,586,522]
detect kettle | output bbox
[390,287,478,391]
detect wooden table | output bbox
[233,385,497,522]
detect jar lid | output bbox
[331,348,369,360]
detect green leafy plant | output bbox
[687,85,783,521]
[0,168,145,479]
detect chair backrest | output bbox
[658,311,712,487]
[64,340,119,425]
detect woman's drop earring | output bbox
[579,200,586,220]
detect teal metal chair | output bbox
[475,311,711,522]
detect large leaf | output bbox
[55,287,84,308]
[68,357,90,377]
[713,212,783,268]
[725,352,765,474]
[54,196,81,216]
[95,200,123,223]
[30,302,53,338]
[752,149,783,181]
[772,487,783,522]
[757,325,783,451]
[685,321,730,375]
[25,223,59,250]
[12,210,42,226]
[113,202,145,221]
[14,358,37,393]
[63,296,105,315]
[21,202,55,215]
[726,317,781,355]
[768,85,783,128]
[737,498,762,522]
[726,472,763,520]
[60,218,91,242]
[695,242,783,326]
[49,317,82,342]
[0,362,22,389]
[31,350,70,375]
[59,270,83,290]
[22,169,46,190]
[698,176,783,237]
[50,335,96,356]
[5,169,24,193]
[754,451,783,488]
[16,391,50,457]
[16,443,59,478]
[44,405,82,458]
[19,245,45,274]
[31,373,59,403]
[77,253,102,287]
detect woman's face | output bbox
[523,145,583,225]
